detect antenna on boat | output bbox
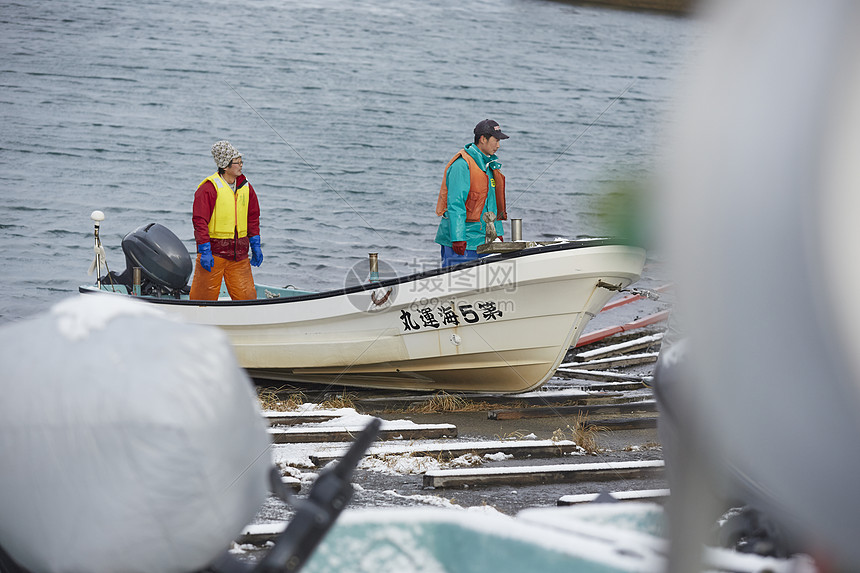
[87,210,108,288]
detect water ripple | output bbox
[0,0,696,323]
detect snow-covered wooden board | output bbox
[488,400,657,420]
[309,439,582,466]
[268,423,458,443]
[263,410,342,426]
[424,460,665,488]
[557,488,670,505]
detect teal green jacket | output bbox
[434,143,505,250]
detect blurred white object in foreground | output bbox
[0,295,270,573]
[662,0,860,568]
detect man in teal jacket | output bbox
[434,119,509,267]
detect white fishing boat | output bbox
[80,216,645,393]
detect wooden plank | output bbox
[554,369,648,385]
[357,390,588,408]
[268,423,457,443]
[263,411,342,426]
[236,522,286,545]
[497,391,627,406]
[557,488,670,506]
[588,417,658,430]
[353,389,617,411]
[282,476,301,493]
[352,394,445,412]
[527,394,632,406]
[310,439,582,466]
[488,400,657,421]
[567,379,650,392]
[575,333,663,362]
[423,460,665,488]
[560,352,659,371]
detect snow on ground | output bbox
[293,404,432,431]
[382,490,506,515]
[358,452,503,475]
[268,406,550,482]
[269,406,534,479]
[510,387,590,399]
[268,406,462,475]
[268,405,400,471]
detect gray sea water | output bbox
[1,0,695,324]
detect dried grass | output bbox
[365,449,486,474]
[406,391,518,413]
[494,429,533,441]
[552,412,605,455]
[320,391,356,410]
[257,387,307,412]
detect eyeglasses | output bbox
[229,158,243,165]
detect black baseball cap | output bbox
[474,119,509,140]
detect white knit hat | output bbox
[211,140,241,169]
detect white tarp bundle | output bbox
[0,295,271,573]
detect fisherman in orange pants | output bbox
[189,140,263,301]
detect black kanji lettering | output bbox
[478,301,503,320]
[438,305,460,326]
[417,307,440,329]
[400,309,420,331]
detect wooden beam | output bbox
[268,423,457,443]
[282,476,301,493]
[560,352,659,371]
[352,389,621,411]
[557,488,670,505]
[569,380,649,392]
[236,522,286,546]
[590,417,658,430]
[423,459,665,488]
[309,439,582,466]
[263,411,342,426]
[555,367,650,382]
[574,333,663,362]
[488,400,657,420]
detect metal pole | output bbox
[511,219,523,242]
[94,223,102,288]
[368,253,379,282]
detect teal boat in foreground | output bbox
[237,502,804,573]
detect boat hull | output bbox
[81,241,645,393]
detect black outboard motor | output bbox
[101,223,193,298]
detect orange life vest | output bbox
[435,150,507,222]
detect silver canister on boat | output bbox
[133,267,141,296]
[511,218,523,242]
[368,253,379,282]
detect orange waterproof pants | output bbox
[189,255,257,301]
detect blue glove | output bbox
[249,235,263,267]
[198,242,214,272]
